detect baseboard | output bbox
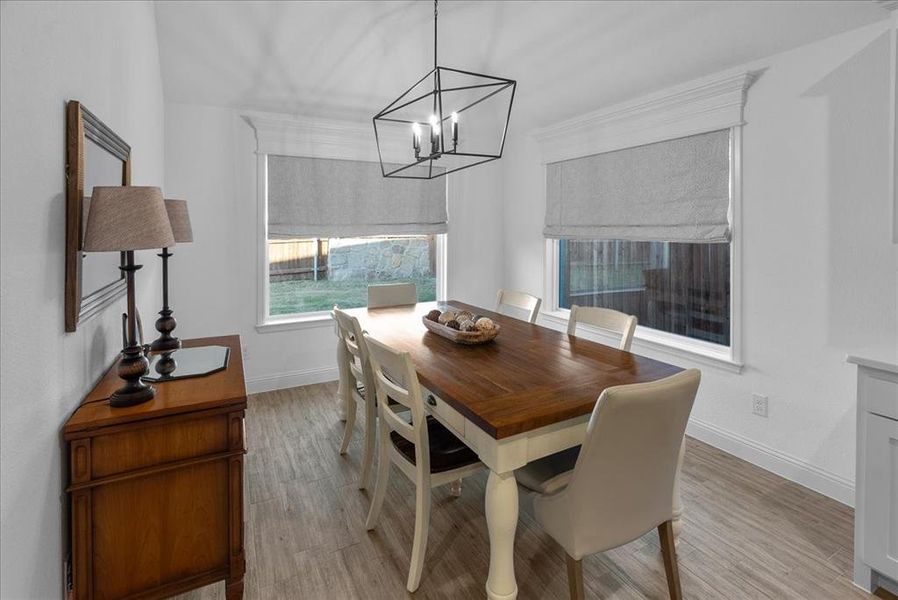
[245,365,339,394]
[687,417,855,507]
[875,574,898,599]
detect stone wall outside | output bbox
[328,237,434,281]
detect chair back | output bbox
[495,289,542,324]
[363,334,430,471]
[536,369,700,558]
[368,283,417,308]
[567,305,638,351]
[332,308,375,393]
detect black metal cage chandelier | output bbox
[373,0,516,179]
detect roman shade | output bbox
[268,155,447,239]
[544,129,731,242]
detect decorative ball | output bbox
[438,310,457,325]
[426,309,442,322]
[446,319,461,330]
[474,317,495,331]
[472,315,484,322]
[459,319,477,332]
[456,311,473,322]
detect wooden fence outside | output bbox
[269,239,329,280]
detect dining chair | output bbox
[368,282,417,308]
[567,305,638,352]
[332,308,377,491]
[363,333,484,592]
[495,289,542,324]
[516,369,701,600]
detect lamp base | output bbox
[150,309,180,352]
[111,345,155,408]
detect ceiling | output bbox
[154,1,890,130]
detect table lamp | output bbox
[83,186,175,407]
[150,199,193,352]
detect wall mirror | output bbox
[65,100,131,331]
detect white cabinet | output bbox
[850,354,898,592]
[862,412,898,577]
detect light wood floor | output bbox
[177,382,875,600]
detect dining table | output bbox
[342,300,684,600]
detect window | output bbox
[268,235,438,316]
[545,128,738,354]
[558,240,730,346]
[257,151,448,324]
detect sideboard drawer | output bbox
[91,413,231,478]
[862,370,898,422]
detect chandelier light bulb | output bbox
[412,122,422,156]
[429,114,441,136]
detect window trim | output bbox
[255,153,447,332]
[542,126,743,372]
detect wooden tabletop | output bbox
[64,335,247,438]
[347,301,682,440]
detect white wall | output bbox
[163,103,505,393]
[0,2,166,598]
[501,21,898,504]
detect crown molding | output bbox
[876,1,898,12]
[532,69,762,164]
[243,110,404,162]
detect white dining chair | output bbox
[567,305,638,352]
[516,369,701,600]
[363,333,484,592]
[495,289,542,324]
[332,308,378,491]
[367,282,417,308]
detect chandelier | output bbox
[373,0,516,179]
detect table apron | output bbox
[422,386,589,473]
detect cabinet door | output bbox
[863,412,898,579]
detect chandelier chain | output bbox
[433,0,438,71]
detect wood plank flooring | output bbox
[176,382,875,600]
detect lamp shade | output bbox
[83,186,175,252]
[163,199,193,243]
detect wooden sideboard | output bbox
[64,335,247,600]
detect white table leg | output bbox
[485,470,518,600]
[672,437,685,542]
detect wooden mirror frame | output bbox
[65,101,131,332]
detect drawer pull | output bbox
[427,395,437,407]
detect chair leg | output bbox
[658,520,683,600]
[364,421,391,530]
[448,478,462,497]
[338,388,357,455]
[406,478,432,592]
[565,554,584,600]
[358,392,377,490]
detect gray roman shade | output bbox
[268,155,447,239]
[544,129,731,242]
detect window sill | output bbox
[539,310,743,374]
[255,313,334,334]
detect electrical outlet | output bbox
[752,394,768,418]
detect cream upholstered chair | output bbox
[495,289,542,324]
[333,308,378,491]
[367,282,417,308]
[567,305,638,352]
[516,369,701,600]
[363,333,484,592]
